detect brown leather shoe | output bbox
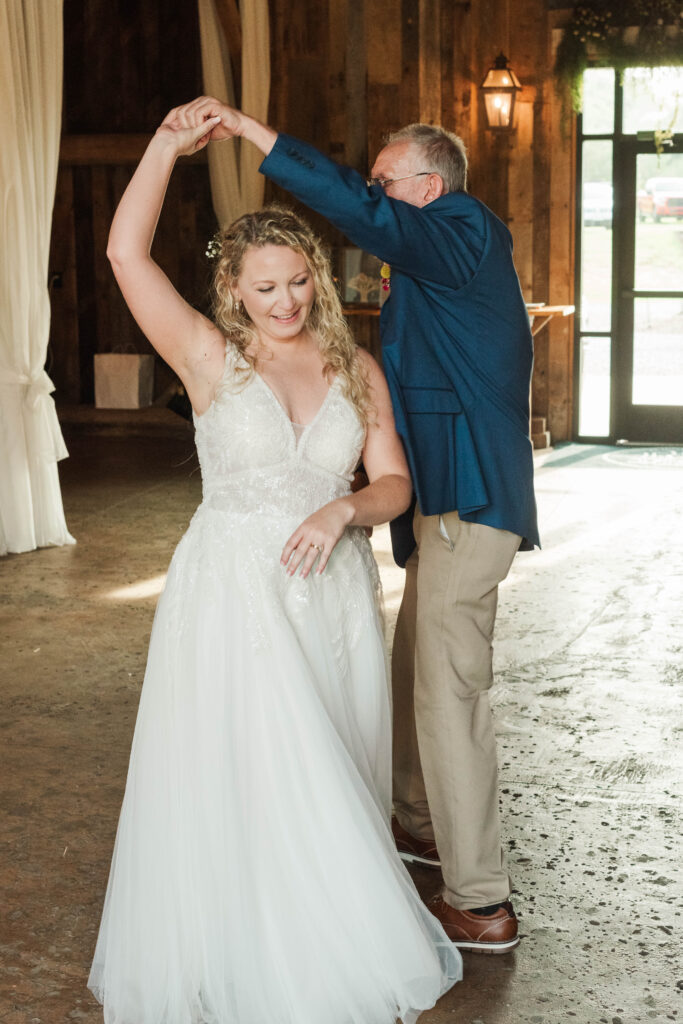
[391,817,441,869]
[427,895,520,954]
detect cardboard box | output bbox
[94,353,155,409]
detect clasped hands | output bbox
[156,96,243,157]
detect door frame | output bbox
[613,136,683,442]
[574,68,683,444]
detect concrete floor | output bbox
[1,420,682,1024]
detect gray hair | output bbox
[385,123,468,193]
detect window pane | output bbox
[582,68,615,135]
[636,152,683,292]
[632,299,683,407]
[578,336,611,436]
[580,140,613,332]
[623,66,683,135]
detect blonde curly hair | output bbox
[211,205,371,426]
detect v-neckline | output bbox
[251,365,337,446]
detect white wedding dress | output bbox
[88,344,462,1024]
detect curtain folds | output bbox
[198,0,271,228]
[0,0,74,555]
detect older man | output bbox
[191,97,539,954]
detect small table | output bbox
[342,304,381,317]
[527,304,575,337]
[342,303,576,450]
[526,304,575,449]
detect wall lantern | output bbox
[480,53,521,132]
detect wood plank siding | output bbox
[50,0,575,437]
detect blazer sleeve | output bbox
[260,133,486,291]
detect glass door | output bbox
[615,146,683,441]
[576,66,683,443]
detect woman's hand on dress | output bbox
[281,500,354,579]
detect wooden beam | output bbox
[48,167,80,403]
[367,0,401,86]
[449,0,474,142]
[418,0,441,124]
[546,26,576,441]
[214,0,242,92]
[366,0,401,162]
[347,0,367,171]
[59,135,208,166]
[328,0,348,157]
[508,98,535,299]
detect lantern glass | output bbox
[483,91,514,129]
[480,54,521,131]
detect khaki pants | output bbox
[391,506,521,910]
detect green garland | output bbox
[554,1,683,114]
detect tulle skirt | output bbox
[88,504,462,1023]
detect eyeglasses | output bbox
[365,171,434,189]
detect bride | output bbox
[88,102,462,1024]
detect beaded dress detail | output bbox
[88,344,462,1024]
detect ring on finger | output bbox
[311,543,324,553]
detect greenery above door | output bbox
[554,1,683,120]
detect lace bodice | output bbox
[193,346,366,524]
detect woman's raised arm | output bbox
[107,107,226,415]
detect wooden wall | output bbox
[49,0,215,404]
[267,0,576,441]
[50,0,575,439]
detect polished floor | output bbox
[1,421,681,1024]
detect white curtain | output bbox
[198,0,271,228]
[0,0,74,555]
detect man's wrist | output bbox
[238,114,277,157]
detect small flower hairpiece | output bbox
[205,234,222,261]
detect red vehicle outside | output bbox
[637,177,683,221]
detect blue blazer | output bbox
[261,135,540,564]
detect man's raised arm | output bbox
[190,97,482,289]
